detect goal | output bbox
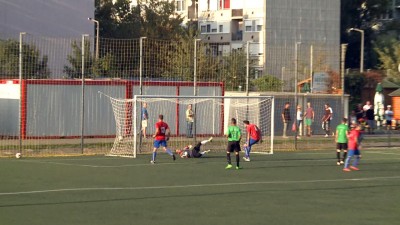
[105,94,274,158]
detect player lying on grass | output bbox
[175,137,213,158]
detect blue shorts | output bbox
[248,138,259,147]
[348,149,360,156]
[154,140,167,148]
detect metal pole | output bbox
[81,34,89,154]
[18,32,26,153]
[294,42,301,149]
[281,67,285,92]
[340,44,348,117]
[139,37,146,95]
[88,18,99,60]
[349,28,364,73]
[246,41,251,96]
[194,39,200,96]
[310,45,313,92]
[193,39,200,141]
[96,21,99,60]
[360,30,364,73]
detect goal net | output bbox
[103,94,274,158]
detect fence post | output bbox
[81,34,89,154]
[18,32,26,154]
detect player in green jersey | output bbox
[225,118,242,170]
[335,118,349,165]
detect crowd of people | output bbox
[281,100,396,138]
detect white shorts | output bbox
[142,120,148,128]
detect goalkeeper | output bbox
[175,137,213,158]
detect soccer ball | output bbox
[15,153,22,159]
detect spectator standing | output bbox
[304,102,315,137]
[365,105,375,134]
[385,105,394,130]
[322,103,333,137]
[296,105,303,138]
[281,102,291,138]
[186,104,194,138]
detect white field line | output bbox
[15,154,400,168]
[0,176,399,196]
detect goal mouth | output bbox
[101,93,275,158]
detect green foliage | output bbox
[345,72,365,110]
[374,37,400,82]
[219,49,247,91]
[63,40,94,78]
[251,75,283,92]
[0,39,50,79]
[92,53,118,78]
[138,0,185,39]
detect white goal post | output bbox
[102,93,275,158]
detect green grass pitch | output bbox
[1,149,400,225]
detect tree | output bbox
[251,75,283,92]
[0,39,50,79]
[63,40,94,78]
[374,38,400,82]
[341,0,392,69]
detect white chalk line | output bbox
[15,154,400,168]
[1,175,399,196]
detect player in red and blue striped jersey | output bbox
[151,114,175,164]
[242,120,262,162]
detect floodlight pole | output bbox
[88,18,99,60]
[349,28,364,73]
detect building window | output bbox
[207,24,211,33]
[201,25,207,33]
[257,25,263,31]
[245,26,252,32]
[212,28,217,33]
[219,25,223,33]
[176,0,185,12]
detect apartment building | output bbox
[194,0,340,78]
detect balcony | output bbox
[232,9,243,18]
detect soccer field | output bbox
[1,149,400,225]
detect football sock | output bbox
[226,152,231,164]
[336,151,340,161]
[236,154,240,167]
[201,140,209,145]
[353,156,360,166]
[344,155,351,168]
[165,148,173,156]
[343,151,347,161]
[152,152,157,161]
[245,146,249,157]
